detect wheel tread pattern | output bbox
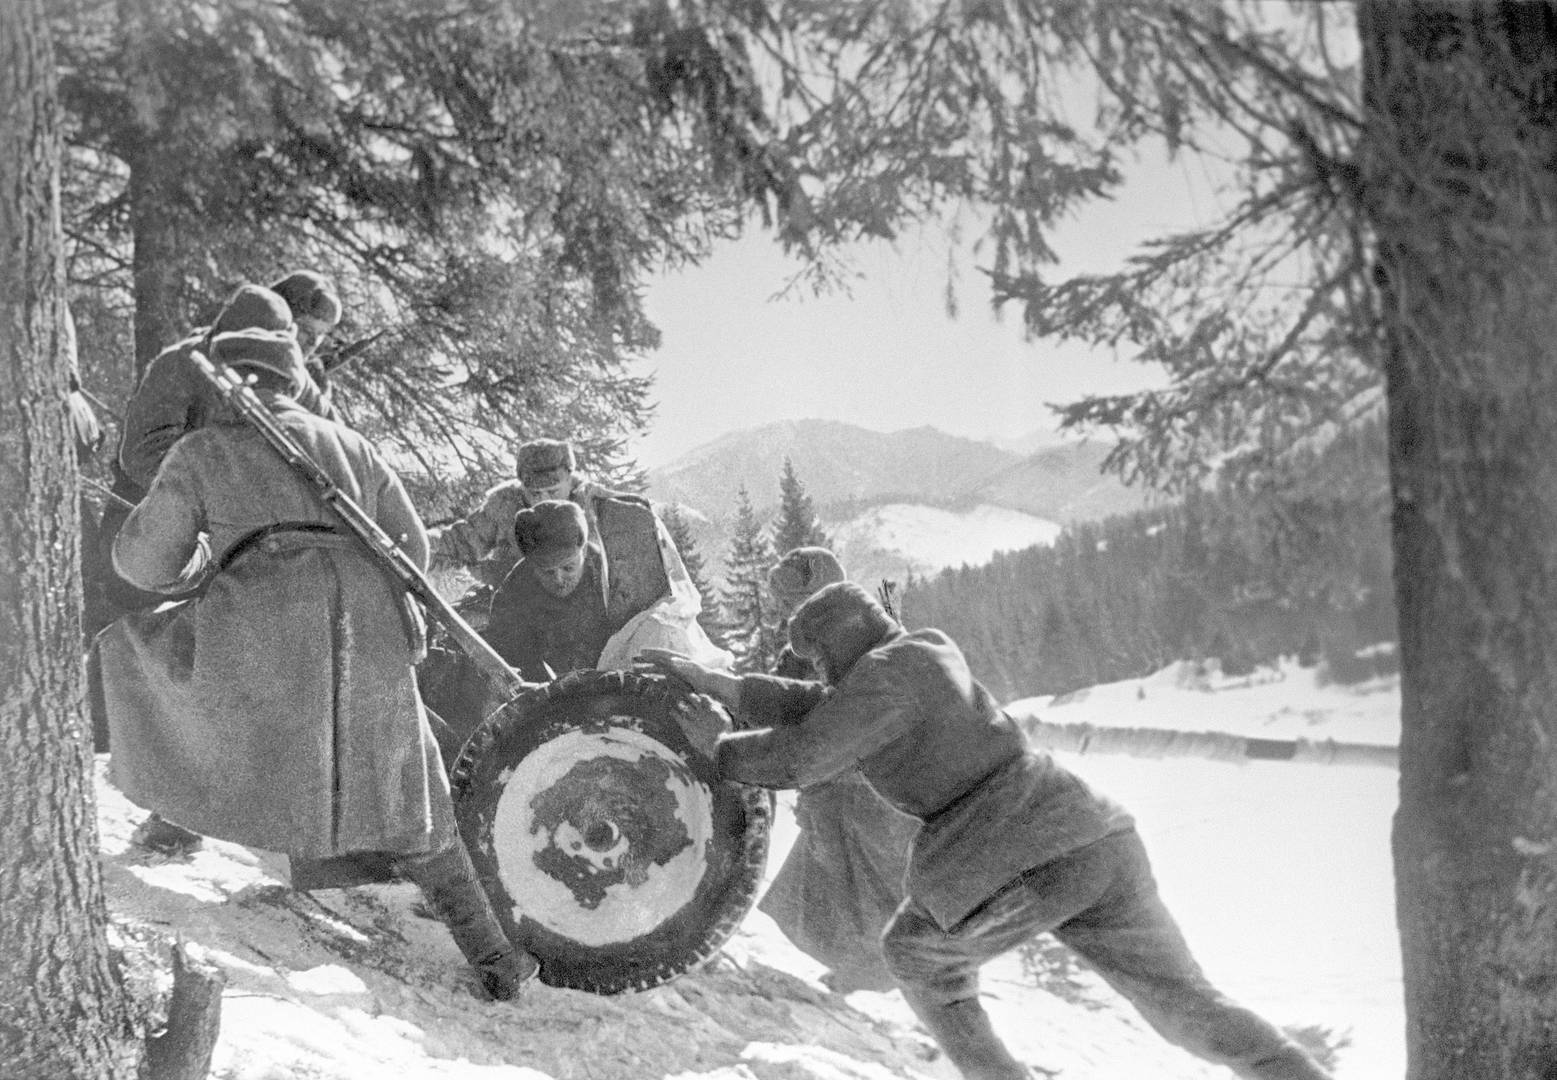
[449,669,771,995]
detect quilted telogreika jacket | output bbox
[720,628,1136,930]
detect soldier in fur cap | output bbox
[422,439,719,758]
[638,583,1332,1080]
[96,282,345,624]
[428,438,590,589]
[269,270,345,409]
[116,280,341,499]
[269,270,342,355]
[428,438,696,612]
[768,546,847,679]
[98,284,339,853]
[756,548,917,995]
[486,500,614,684]
[97,323,536,1001]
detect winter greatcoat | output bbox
[755,648,917,992]
[758,769,919,991]
[99,393,453,866]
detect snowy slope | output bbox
[1008,656,1401,746]
[95,660,1403,1080]
[828,502,1064,580]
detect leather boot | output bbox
[1243,1045,1334,1080]
[131,813,203,857]
[396,842,539,1001]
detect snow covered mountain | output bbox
[644,420,1156,583]
[646,419,1021,518]
[825,502,1064,584]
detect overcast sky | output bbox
[629,147,1226,469]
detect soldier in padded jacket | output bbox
[637,582,1331,1080]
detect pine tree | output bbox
[659,503,725,646]
[720,486,778,673]
[770,456,830,556]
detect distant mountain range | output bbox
[645,419,1160,585]
[970,438,1155,524]
[646,420,1016,519]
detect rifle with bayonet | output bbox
[189,349,531,701]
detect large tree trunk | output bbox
[117,0,192,372]
[128,154,189,373]
[0,2,138,1075]
[1362,3,1557,1076]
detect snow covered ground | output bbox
[96,657,1403,1080]
[1009,656,1401,746]
[1007,657,1402,1078]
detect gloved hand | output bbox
[637,649,739,760]
[674,697,733,762]
[635,648,739,702]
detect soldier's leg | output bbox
[881,839,1125,1080]
[1054,830,1331,1080]
[394,839,538,1001]
[882,899,1029,1080]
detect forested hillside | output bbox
[903,426,1396,702]
[650,424,1152,596]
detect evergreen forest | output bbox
[701,428,1397,702]
[911,420,1394,701]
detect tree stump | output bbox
[140,942,223,1080]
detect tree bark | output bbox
[117,0,192,372]
[1362,2,1557,1076]
[128,155,189,373]
[0,1,139,1076]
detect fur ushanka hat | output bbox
[514,499,589,569]
[787,581,899,674]
[269,270,343,328]
[208,285,305,394]
[211,284,294,337]
[515,439,577,489]
[768,546,846,613]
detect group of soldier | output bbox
[79,275,1335,1079]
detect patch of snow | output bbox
[1009,656,1400,746]
[740,1041,914,1078]
[830,503,1062,573]
[287,964,370,996]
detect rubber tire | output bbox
[450,668,771,995]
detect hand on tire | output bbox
[635,648,706,689]
[675,699,733,762]
[634,649,738,701]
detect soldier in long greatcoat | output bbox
[85,280,345,771]
[97,308,536,1000]
[757,547,918,994]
